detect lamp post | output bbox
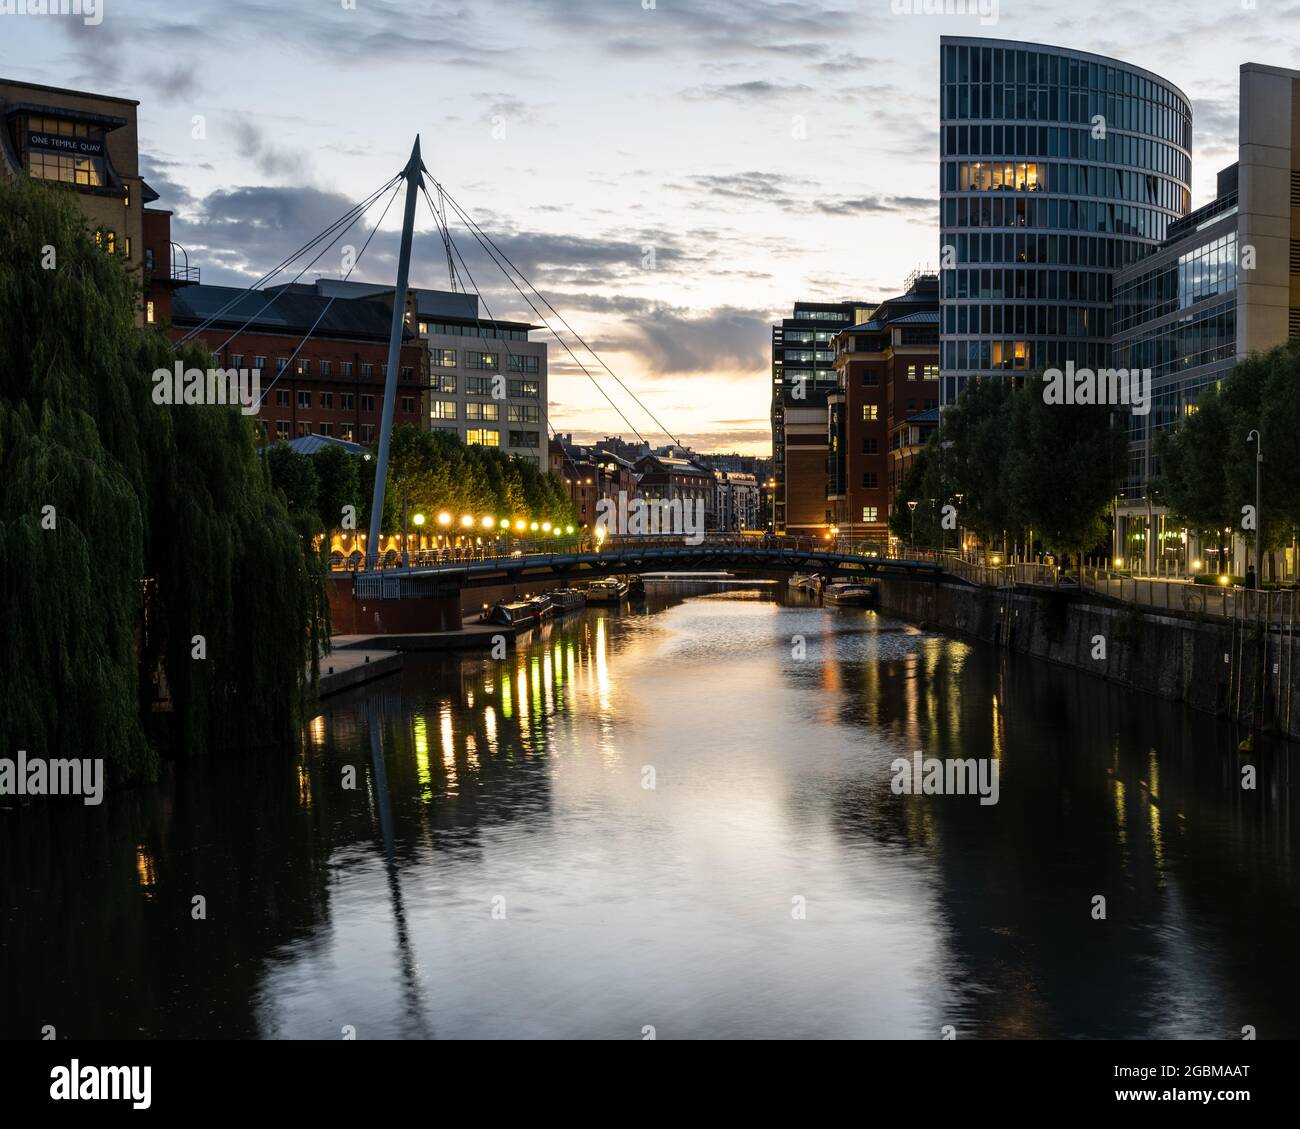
[1247,429,1262,587]
[907,499,918,552]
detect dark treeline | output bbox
[264,424,576,537]
[893,344,1298,581]
[0,174,327,784]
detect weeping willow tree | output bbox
[0,173,328,784]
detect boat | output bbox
[822,583,874,607]
[789,573,823,594]
[626,575,646,598]
[548,588,587,615]
[585,577,629,603]
[524,593,554,621]
[482,600,538,628]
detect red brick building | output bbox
[828,273,939,548]
[169,283,427,443]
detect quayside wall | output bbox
[876,579,1300,741]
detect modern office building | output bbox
[828,273,940,547]
[771,299,873,535]
[938,38,1193,407]
[315,281,548,467]
[1111,62,1300,574]
[0,76,180,326]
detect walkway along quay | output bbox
[877,565,1300,741]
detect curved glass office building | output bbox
[939,37,1193,406]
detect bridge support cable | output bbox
[209,176,406,358]
[176,172,403,345]
[429,179,683,448]
[416,181,636,488]
[251,177,405,410]
[418,180,650,448]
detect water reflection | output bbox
[0,579,1296,1039]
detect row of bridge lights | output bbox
[415,512,576,538]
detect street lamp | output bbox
[1247,429,1262,588]
[907,499,918,550]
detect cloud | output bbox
[680,81,816,102]
[677,172,934,218]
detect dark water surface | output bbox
[3,580,1297,1039]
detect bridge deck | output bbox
[347,538,942,596]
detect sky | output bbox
[4,0,1299,453]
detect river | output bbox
[2,579,1297,1039]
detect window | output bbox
[400,396,416,413]
[361,425,375,444]
[277,357,289,373]
[432,401,457,420]
[432,349,457,368]
[254,356,267,371]
[361,363,374,379]
[401,366,413,381]
[466,351,499,370]
[319,392,333,409]
[508,354,539,373]
[146,300,155,324]
[319,422,333,437]
[231,354,244,369]
[340,424,355,442]
[507,404,540,423]
[863,438,879,454]
[297,359,310,375]
[276,420,290,439]
[862,371,879,386]
[360,395,375,412]
[862,506,879,522]
[341,362,353,377]
[466,428,500,447]
[276,390,290,408]
[296,421,311,437]
[418,321,428,334]
[298,391,311,409]
[320,360,332,377]
[862,472,879,488]
[466,376,495,396]
[907,364,918,380]
[923,364,940,380]
[862,404,879,421]
[508,379,540,398]
[466,402,499,420]
[509,430,540,449]
[432,373,456,393]
[341,393,355,410]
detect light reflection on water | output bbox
[1,580,1297,1040]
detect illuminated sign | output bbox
[28,132,104,157]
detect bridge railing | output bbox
[332,532,924,573]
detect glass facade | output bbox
[939,38,1192,405]
[1111,202,1240,501]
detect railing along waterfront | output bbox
[922,551,1299,626]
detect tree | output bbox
[1005,373,1126,571]
[0,173,327,782]
[312,443,362,534]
